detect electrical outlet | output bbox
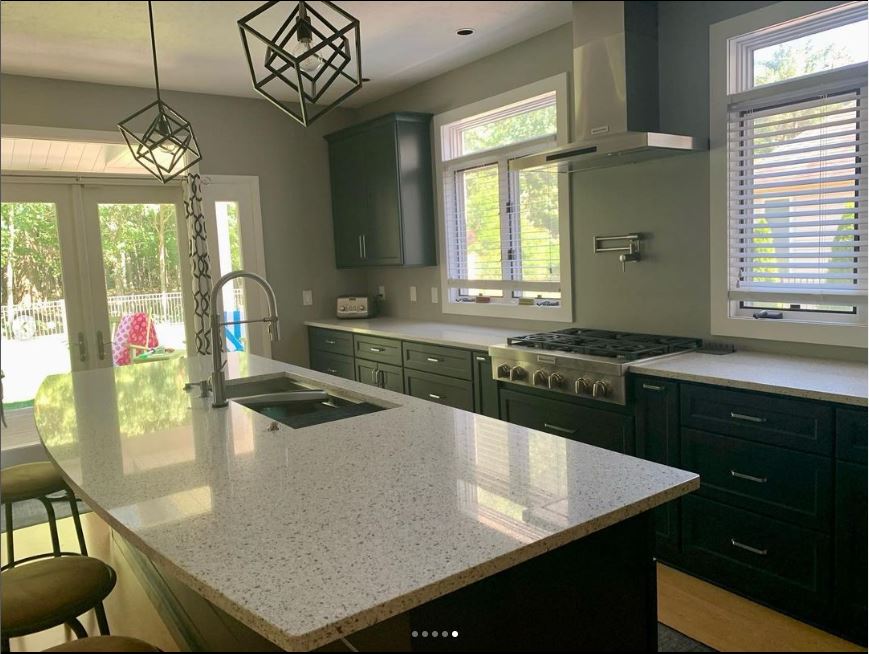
[302,290,313,306]
[431,287,439,303]
[377,285,386,300]
[409,286,417,302]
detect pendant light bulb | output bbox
[155,114,179,154]
[292,11,324,74]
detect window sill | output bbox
[442,299,572,322]
[711,314,867,348]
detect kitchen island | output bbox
[35,353,698,651]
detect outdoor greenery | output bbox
[458,103,560,294]
[1,202,64,311]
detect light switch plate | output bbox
[409,286,417,302]
[431,287,439,303]
[302,290,313,306]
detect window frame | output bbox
[434,74,572,322]
[710,0,868,348]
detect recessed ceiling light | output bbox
[456,28,475,36]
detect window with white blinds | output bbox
[440,91,564,308]
[728,86,867,314]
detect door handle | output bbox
[730,470,768,484]
[475,356,487,362]
[730,411,767,423]
[96,330,111,361]
[544,423,576,436]
[426,357,441,363]
[369,346,385,353]
[358,235,364,259]
[324,339,336,345]
[730,538,768,556]
[428,393,442,400]
[642,383,665,392]
[370,368,377,384]
[325,368,338,374]
[377,369,385,388]
[77,332,88,362]
[362,234,367,259]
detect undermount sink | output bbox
[225,373,385,429]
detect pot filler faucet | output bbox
[210,271,280,407]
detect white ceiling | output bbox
[0,1,571,108]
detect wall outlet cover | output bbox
[377,285,386,300]
[410,286,417,302]
[431,287,439,303]
[302,290,313,306]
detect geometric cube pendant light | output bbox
[238,1,363,126]
[118,1,202,183]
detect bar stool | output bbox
[43,636,161,652]
[0,555,116,652]
[1,462,88,569]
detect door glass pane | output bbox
[215,201,247,352]
[1,202,72,427]
[98,203,185,365]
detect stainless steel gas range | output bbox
[489,328,702,406]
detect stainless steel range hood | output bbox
[511,1,706,174]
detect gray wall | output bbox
[0,74,364,365]
[352,2,862,361]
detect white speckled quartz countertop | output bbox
[630,351,867,407]
[35,353,697,651]
[305,317,523,350]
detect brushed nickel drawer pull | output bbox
[642,383,665,391]
[426,357,441,363]
[544,423,576,435]
[369,347,385,352]
[730,470,768,484]
[324,339,336,345]
[326,368,337,374]
[475,356,487,362]
[730,411,767,423]
[730,538,768,556]
[428,393,442,400]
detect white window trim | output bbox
[433,74,573,322]
[709,0,868,348]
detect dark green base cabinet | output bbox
[500,387,635,454]
[634,375,868,645]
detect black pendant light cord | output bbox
[148,1,161,101]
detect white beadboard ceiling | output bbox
[0,1,572,108]
[0,138,143,173]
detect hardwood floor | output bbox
[658,564,865,652]
[1,513,863,652]
[1,513,179,652]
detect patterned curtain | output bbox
[182,171,212,355]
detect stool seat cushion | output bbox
[1,462,66,502]
[43,636,161,652]
[1,556,116,635]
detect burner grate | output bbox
[507,328,702,361]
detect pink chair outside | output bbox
[112,313,159,366]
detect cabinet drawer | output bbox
[681,428,832,530]
[682,495,832,622]
[500,389,634,454]
[836,407,868,464]
[309,327,353,356]
[405,369,474,411]
[309,350,355,381]
[356,360,404,394]
[403,342,472,380]
[681,384,833,455]
[354,334,402,365]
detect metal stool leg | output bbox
[94,601,111,636]
[66,490,88,556]
[66,617,88,639]
[38,496,61,556]
[4,502,14,567]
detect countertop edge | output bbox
[304,319,509,350]
[40,410,698,650]
[630,365,868,407]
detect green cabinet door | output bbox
[633,376,681,562]
[472,352,499,418]
[362,122,403,265]
[835,460,868,644]
[328,134,366,268]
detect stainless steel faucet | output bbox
[210,271,280,407]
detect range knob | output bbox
[532,369,549,386]
[509,365,527,381]
[592,380,610,398]
[548,372,565,390]
[574,377,592,394]
[496,363,511,378]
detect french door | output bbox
[1,178,191,448]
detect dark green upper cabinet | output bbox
[325,113,436,268]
